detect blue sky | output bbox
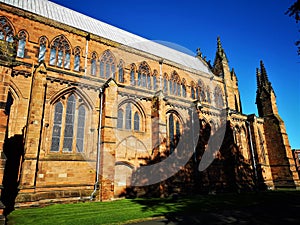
[51,0,300,149]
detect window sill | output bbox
[43,152,87,161]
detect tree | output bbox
[285,0,300,55]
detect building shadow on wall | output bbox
[1,134,24,216]
[120,117,267,199]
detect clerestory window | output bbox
[49,35,71,69]
[17,30,26,58]
[38,37,47,62]
[100,50,115,78]
[0,17,14,42]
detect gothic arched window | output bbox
[74,47,81,72]
[99,50,115,78]
[51,102,63,152]
[118,60,124,83]
[49,35,71,69]
[91,52,97,76]
[38,36,47,62]
[169,80,173,94]
[117,109,123,129]
[0,17,14,42]
[214,85,224,108]
[117,102,144,132]
[17,30,26,58]
[258,128,266,164]
[182,79,187,98]
[130,64,136,86]
[63,94,76,152]
[169,114,174,153]
[206,86,211,103]
[191,82,195,99]
[76,105,86,153]
[134,112,140,131]
[167,112,181,154]
[147,74,152,89]
[50,93,88,153]
[163,73,168,93]
[153,70,158,91]
[198,80,206,102]
[125,104,132,130]
[138,61,151,88]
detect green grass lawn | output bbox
[7,191,300,225]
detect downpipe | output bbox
[246,121,258,184]
[90,88,103,200]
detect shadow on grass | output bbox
[130,191,300,224]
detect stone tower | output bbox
[256,61,299,188]
[213,37,242,112]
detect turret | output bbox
[212,37,242,112]
[256,60,278,117]
[255,60,300,188]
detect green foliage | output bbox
[286,0,300,55]
[286,0,300,22]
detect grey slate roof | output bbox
[0,0,212,74]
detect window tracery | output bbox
[100,50,116,78]
[50,93,88,153]
[49,35,71,69]
[117,102,144,132]
[138,61,151,88]
[0,17,14,42]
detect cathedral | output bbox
[0,0,299,217]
